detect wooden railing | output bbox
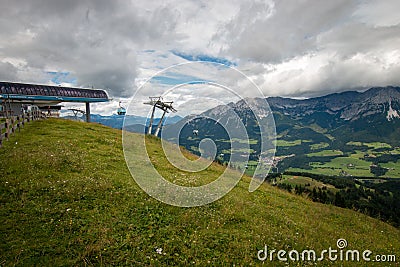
[0,111,46,148]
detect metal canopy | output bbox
[0,81,109,122]
[0,81,109,103]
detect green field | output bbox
[279,175,337,191]
[275,139,311,147]
[347,141,392,149]
[392,147,400,154]
[217,138,258,145]
[287,167,342,176]
[310,142,330,150]
[1,119,399,265]
[304,156,372,176]
[280,139,400,178]
[381,161,400,177]
[307,149,343,157]
[221,148,256,154]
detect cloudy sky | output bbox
[1,0,399,116]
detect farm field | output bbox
[277,139,400,178]
[275,139,311,147]
[276,175,337,191]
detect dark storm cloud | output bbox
[0,0,180,97]
[0,61,18,81]
[214,0,357,63]
[1,0,399,105]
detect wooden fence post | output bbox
[22,113,25,126]
[0,123,3,148]
[17,116,20,132]
[11,117,15,136]
[5,119,9,140]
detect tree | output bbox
[334,192,346,208]
[370,164,388,177]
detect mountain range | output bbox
[163,86,400,177]
[268,86,400,142]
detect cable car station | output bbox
[0,81,109,122]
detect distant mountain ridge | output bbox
[164,86,400,176]
[268,86,400,145]
[268,86,400,122]
[191,86,400,143]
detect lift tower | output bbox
[144,96,177,136]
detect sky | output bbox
[1,0,399,116]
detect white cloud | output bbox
[0,0,181,97]
[0,0,399,115]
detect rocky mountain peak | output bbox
[362,86,400,105]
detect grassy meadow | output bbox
[1,119,399,266]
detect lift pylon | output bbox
[144,96,177,136]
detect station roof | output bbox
[0,81,109,103]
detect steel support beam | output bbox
[154,109,167,137]
[85,102,90,122]
[147,104,156,135]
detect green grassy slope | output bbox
[1,119,399,266]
